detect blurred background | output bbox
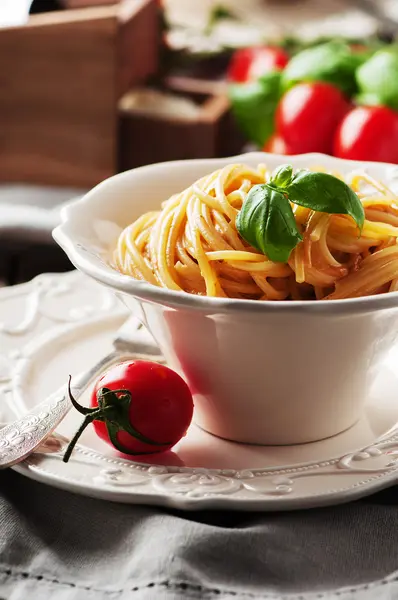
[1,0,398,284]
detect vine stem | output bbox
[63,411,103,463]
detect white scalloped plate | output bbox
[1,271,398,511]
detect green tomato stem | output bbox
[63,378,175,463]
[63,411,102,463]
[67,375,99,416]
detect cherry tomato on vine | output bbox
[63,360,194,462]
[276,81,350,154]
[333,105,398,163]
[228,46,289,83]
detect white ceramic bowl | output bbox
[53,152,398,445]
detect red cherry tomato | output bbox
[276,82,350,154]
[333,105,398,163]
[263,134,293,155]
[91,360,194,455]
[228,46,289,83]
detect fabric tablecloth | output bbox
[1,468,398,600]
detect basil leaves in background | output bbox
[228,41,372,147]
[236,166,365,263]
[281,41,364,96]
[228,72,282,147]
[356,47,398,110]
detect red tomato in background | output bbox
[333,105,398,163]
[263,134,293,154]
[228,46,289,83]
[276,82,350,154]
[91,360,194,455]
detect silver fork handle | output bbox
[0,350,154,469]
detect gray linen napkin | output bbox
[0,186,84,285]
[0,185,84,244]
[1,469,398,600]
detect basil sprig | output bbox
[236,185,302,263]
[236,166,364,263]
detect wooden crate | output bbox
[0,0,159,188]
[118,78,244,170]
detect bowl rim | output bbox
[53,151,398,316]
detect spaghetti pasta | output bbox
[113,163,398,301]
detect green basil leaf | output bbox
[271,164,293,188]
[281,41,362,96]
[236,184,302,262]
[228,71,281,146]
[356,47,398,111]
[287,170,365,231]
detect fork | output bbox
[0,317,163,468]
